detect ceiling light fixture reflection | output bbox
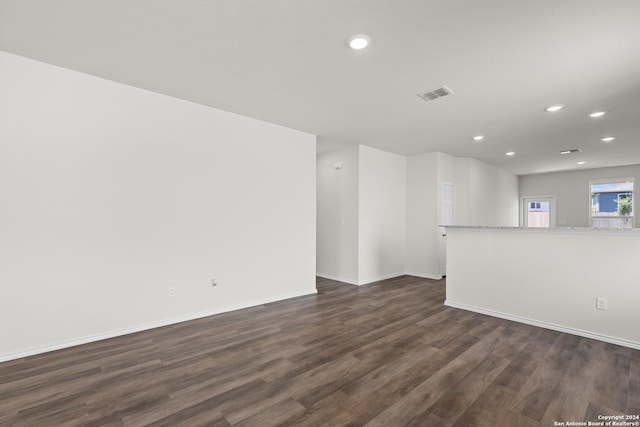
[473,135,484,141]
[347,34,370,50]
[545,104,564,112]
[601,137,616,142]
[505,151,515,156]
[589,111,606,118]
[560,148,582,155]
[577,161,587,165]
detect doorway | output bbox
[521,196,556,228]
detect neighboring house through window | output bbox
[590,178,634,228]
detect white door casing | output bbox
[521,196,556,228]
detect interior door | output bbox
[440,182,456,276]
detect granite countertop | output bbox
[441,225,640,234]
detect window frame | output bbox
[589,177,635,228]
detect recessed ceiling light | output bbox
[505,151,515,156]
[472,135,484,141]
[601,137,616,142]
[589,111,606,118]
[560,148,582,155]
[577,161,587,165]
[347,34,370,50]
[545,104,564,112]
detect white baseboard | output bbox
[316,272,406,286]
[318,272,442,285]
[0,288,317,363]
[404,271,443,281]
[357,272,406,285]
[445,300,640,350]
[315,273,359,285]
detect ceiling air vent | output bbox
[417,85,453,102]
[560,149,582,155]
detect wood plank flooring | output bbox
[1,276,638,426]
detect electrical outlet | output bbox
[596,297,607,310]
[168,286,176,297]
[211,278,218,288]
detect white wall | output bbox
[453,157,473,226]
[449,156,519,227]
[405,153,519,278]
[467,158,519,226]
[358,146,406,284]
[446,227,640,349]
[317,145,407,285]
[316,146,359,284]
[317,148,518,282]
[520,164,640,227]
[436,152,457,184]
[405,153,440,278]
[0,52,316,361]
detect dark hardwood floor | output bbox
[1,276,638,426]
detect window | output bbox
[590,178,634,228]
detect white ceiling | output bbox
[1,0,639,175]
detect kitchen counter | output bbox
[443,225,640,349]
